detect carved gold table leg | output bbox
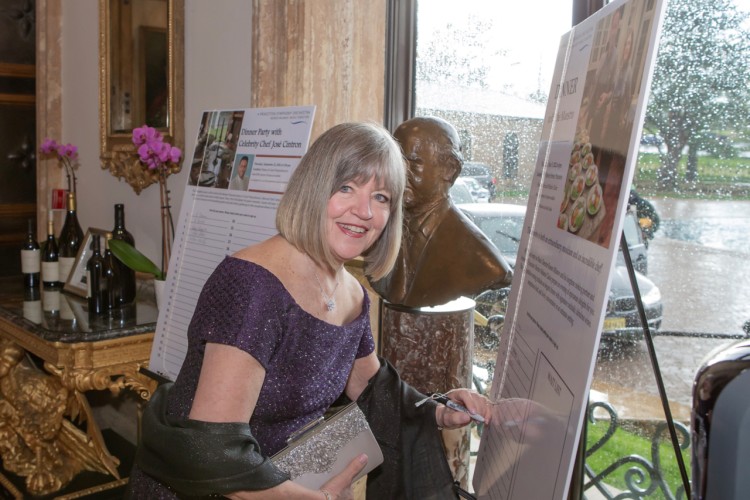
[0,338,152,496]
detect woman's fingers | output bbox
[437,405,471,429]
[436,389,494,429]
[446,389,494,424]
[319,454,368,498]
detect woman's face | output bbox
[326,175,392,264]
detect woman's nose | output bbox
[352,194,373,219]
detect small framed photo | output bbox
[64,228,109,298]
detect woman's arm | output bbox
[344,351,381,402]
[190,343,365,499]
[189,342,264,422]
[346,352,493,429]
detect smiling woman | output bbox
[127,122,493,499]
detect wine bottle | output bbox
[41,212,60,288]
[111,204,136,305]
[22,284,42,324]
[21,218,40,288]
[86,234,106,316]
[102,233,123,309]
[58,192,84,285]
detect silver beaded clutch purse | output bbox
[271,402,384,489]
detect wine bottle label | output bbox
[42,261,59,283]
[21,249,41,273]
[59,256,76,283]
[23,300,43,324]
[43,288,61,312]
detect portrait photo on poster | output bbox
[228,154,254,191]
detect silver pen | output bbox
[422,393,486,423]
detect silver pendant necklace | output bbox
[309,257,340,311]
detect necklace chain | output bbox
[309,257,340,311]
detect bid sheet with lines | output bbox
[148,106,315,381]
[474,325,574,499]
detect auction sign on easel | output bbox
[473,0,667,498]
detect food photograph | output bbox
[558,131,609,242]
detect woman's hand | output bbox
[435,389,493,430]
[225,454,367,499]
[318,454,368,500]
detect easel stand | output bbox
[571,233,691,498]
[619,233,691,497]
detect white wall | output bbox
[61,0,252,266]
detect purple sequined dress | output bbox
[128,257,374,497]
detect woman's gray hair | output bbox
[276,122,405,279]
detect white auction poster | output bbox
[473,0,666,498]
[148,106,315,381]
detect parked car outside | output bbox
[639,134,663,147]
[460,162,496,198]
[449,178,475,204]
[456,177,490,203]
[618,207,648,275]
[458,202,663,346]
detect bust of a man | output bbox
[369,116,512,308]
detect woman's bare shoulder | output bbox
[232,235,298,278]
[232,235,286,264]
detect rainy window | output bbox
[410,0,750,497]
[414,0,571,200]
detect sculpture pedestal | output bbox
[380,296,475,489]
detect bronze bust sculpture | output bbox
[369,116,513,308]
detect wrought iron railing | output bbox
[583,401,691,500]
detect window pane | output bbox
[416,0,572,199]
[414,0,750,498]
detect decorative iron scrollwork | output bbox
[584,400,689,499]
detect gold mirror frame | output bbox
[99,0,184,194]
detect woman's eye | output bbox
[339,185,352,193]
[374,193,390,203]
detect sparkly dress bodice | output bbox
[166,256,374,455]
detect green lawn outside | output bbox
[633,152,750,200]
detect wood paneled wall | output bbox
[251,0,389,354]
[251,0,387,141]
[36,0,64,238]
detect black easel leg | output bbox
[619,233,691,498]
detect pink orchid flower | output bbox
[40,138,59,155]
[133,125,181,172]
[57,143,78,160]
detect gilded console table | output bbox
[0,278,158,498]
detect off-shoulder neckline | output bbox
[223,256,368,328]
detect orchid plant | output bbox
[108,239,165,281]
[132,125,182,172]
[132,125,183,279]
[40,138,79,194]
